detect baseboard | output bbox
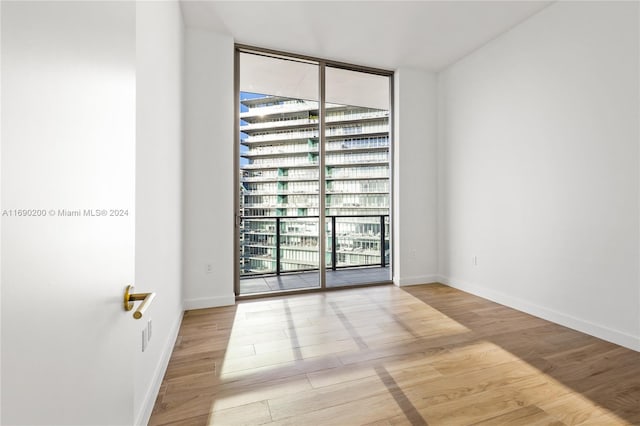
[134,292,235,424]
[183,294,235,310]
[440,275,640,352]
[395,274,441,287]
[135,310,184,426]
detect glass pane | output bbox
[238,52,320,295]
[325,67,392,287]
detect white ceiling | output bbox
[180,1,553,71]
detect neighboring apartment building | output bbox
[239,94,390,276]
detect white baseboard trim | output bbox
[135,310,184,426]
[434,275,449,285]
[395,274,441,287]
[441,275,640,352]
[183,294,235,310]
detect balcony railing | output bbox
[240,214,389,277]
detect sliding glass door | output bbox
[324,66,391,287]
[236,47,392,296]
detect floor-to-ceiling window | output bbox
[235,46,392,296]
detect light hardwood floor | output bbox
[149,284,640,425]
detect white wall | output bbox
[2,2,137,424]
[183,32,441,300]
[135,1,184,424]
[438,1,640,350]
[183,29,235,309]
[393,69,439,286]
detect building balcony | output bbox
[240,112,388,132]
[240,101,319,118]
[242,175,320,182]
[242,125,389,144]
[243,131,319,144]
[242,190,319,196]
[326,110,389,123]
[241,118,319,131]
[242,148,317,158]
[241,143,388,158]
[242,161,318,169]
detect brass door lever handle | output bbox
[123,285,156,319]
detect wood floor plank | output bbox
[162,372,312,411]
[206,400,273,426]
[538,393,625,425]
[413,388,529,425]
[149,283,639,426]
[264,392,413,426]
[471,405,565,426]
[306,354,442,389]
[268,361,442,421]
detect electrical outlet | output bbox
[473,256,478,266]
[147,319,152,342]
[206,263,213,274]
[142,329,147,352]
